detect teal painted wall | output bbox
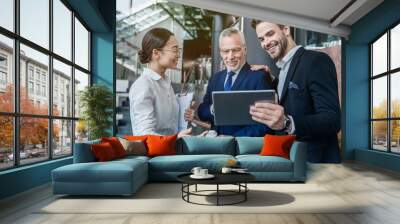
[0,158,72,199]
[344,0,400,171]
[92,32,114,88]
[355,149,400,172]
[91,0,116,136]
[66,0,110,32]
[0,0,116,200]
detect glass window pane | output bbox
[117,0,131,12]
[391,120,400,153]
[372,121,388,152]
[20,0,49,49]
[20,117,49,165]
[372,33,387,76]
[391,24,400,70]
[0,116,14,170]
[0,0,14,31]
[372,77,387,119]
[20,44,49,115]
[53,0,72,60]
[53,119,72,158]
[75,18,89,70]
[0,35,14,112]
[391,72,400,118]
[53,59,72,117]
[75,120,88,143]
[74,69,89,118]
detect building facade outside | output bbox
[0,41,77,168]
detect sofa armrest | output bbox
[73,140,100,163]
[289,141,307,181]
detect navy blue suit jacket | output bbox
[280,47,341,163]
[198,63,273,137]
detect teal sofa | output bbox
[52,137,307,196]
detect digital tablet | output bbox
[212,90,277,126]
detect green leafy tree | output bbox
[79,84,113,140]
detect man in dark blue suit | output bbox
[250,21,341,163]
[185,28,273,137]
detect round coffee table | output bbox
[177,173,255,206]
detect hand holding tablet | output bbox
[212,90,277,126]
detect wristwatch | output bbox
[283,115,292,133]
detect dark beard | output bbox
[275,34,288,60]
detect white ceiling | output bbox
[228,0,352,22]
[168,0,384,38]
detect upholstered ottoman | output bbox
[52,156,149,196]
[52,139,149,196]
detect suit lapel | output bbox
[217,70,227,91]
[279,47,305,103]
[231,63,249,90]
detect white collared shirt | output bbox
[276,45,301,100]
[276,46,301,135]
[129,68,179,135]
[223,63,245,87]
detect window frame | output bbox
[370,19,400,154]
[0,0,92,171]
[0,53,8,89]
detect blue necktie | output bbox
[224,71,235,91]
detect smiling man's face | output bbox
[219,33,247,71]
[255,22,289,61]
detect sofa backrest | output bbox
[178,136,236,155]
[235,137,263,155]
[73,139,100,163]
[74,136,268,162]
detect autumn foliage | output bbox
[372,99,400,142]
[0,84,59,150]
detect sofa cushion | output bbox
[260,134,296,159]
[91,142,118,161]
[179,136,235,155]
[124,135,149,141]
[235,137,263,155]
[115,155,150,164]
[236,155,293,172]
[148,154,235,172]
[101,137,127,158]
[118,138,147,156]
[146,134,178,157]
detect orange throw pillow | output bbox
[101,137,127,158]
[259,134,296,159]
[146,134,177,157]
[124,135,149,141]
[91,142,117,161]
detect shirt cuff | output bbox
[210,104,215,115]
[287,115,295,134]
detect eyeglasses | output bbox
[220,47,243,55]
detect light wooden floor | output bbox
[1,162,400,224]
